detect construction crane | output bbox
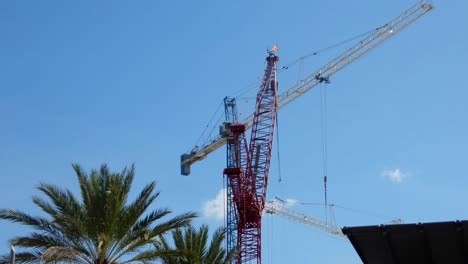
[264,200,344,237]
[180,1,433,263]
[264,200,404,237]
[180,0,433,175]
[223,50,279,263]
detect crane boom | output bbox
[180,0,433,176]
[223,51,279,264]
[264,201,344,237]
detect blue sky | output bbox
[1,0,467,263]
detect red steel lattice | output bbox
[224,52,279,264]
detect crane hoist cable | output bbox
[231,76,262,99]
[200,113,225,147]
[232,28,376,101]
[192,100,224,152]
[272,198,404,226]
[181,1,434,175]
[279,27,377,73]
[192,76,263,153]
[275,198,401,221]
[332,204,403,224]
[319,81,329,223]
[275,115,282,182]
[236,97,253,121]
[191,28,382,154]
[231,59,269,99]
[297,56,305,84]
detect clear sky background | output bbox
[1,0,467,263]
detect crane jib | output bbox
[180,0,433,176]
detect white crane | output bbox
[181,0,434,176]
[264,200,344,237]
[264,200,405,237]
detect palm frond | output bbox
[205,227,226,263]
[161,225,238,264]
[122,249,194,264]
[0,250,43,264]
[0,209,61,236]
[115,182,160,240]
[1,163,196,264]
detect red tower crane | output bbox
[180,1,433,263]
[223,51,279,263]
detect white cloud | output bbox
[202,191,301,221]
[285,198,299,205]
[381,168,408,183]
[202,188,226,221]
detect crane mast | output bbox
[180,0,433,176]
[223,51,279,264]
[223,97,239,255]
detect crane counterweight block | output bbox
[223,167,243,176]
[180,154,192,176]
[230,124,247,134]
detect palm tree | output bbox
[0,164,197,264]
[159,225,237,264]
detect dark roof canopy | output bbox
[342,220,468,264]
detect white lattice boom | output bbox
[264,201,344,237]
